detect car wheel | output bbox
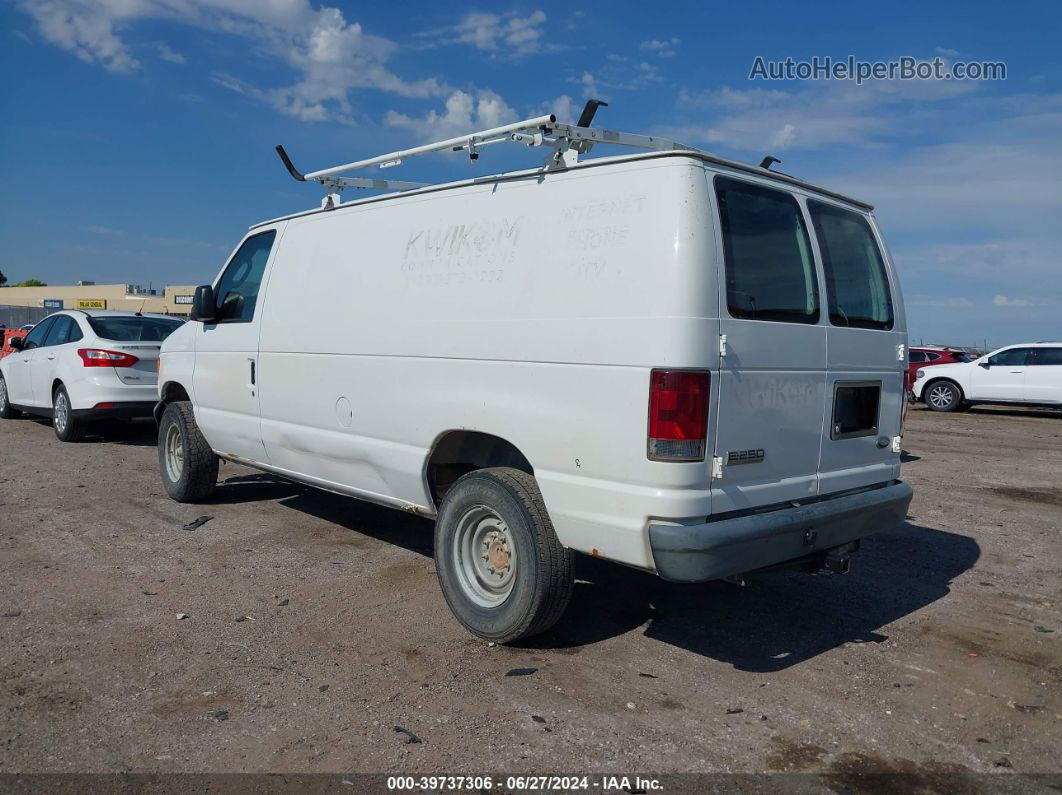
[52,385,87,442]
[158,400,218,502]
[434,467,574,643]
[925,380,962,412]
[0,375,21,419]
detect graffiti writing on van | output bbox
[402,217,522,279]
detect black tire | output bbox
[924,380,963,412]
[434,467,574,643]
[158,401,218,502]
[0,374,21,419]
[52,385,87,442]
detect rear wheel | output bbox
[0,375,21,419]
[53,385,87,442]
[434,467,574,643]
[925,380,962,412]
[158,401,218,502]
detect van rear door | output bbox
[806,200,904,495]
[710,175,828,513]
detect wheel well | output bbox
[154,381,191,423]
[922,377,963,402]
[425,431,533,506]
[51,379,63,397]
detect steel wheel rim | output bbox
[54,392,68,433]
[452,504,517,607]
[929,385,952,408]
[164,422,184,483]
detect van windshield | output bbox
[87,316,184,342]
[808,201,894,330]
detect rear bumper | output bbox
[70,401,156,421]
[649,481,913,583]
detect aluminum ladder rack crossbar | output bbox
[274,101,703,207]
[304,114,560,181]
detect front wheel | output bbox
[925,380,963,412]
[434,467,574,643]
[53,385,87,442]
[0,375,21,419]
[158,401,218,502]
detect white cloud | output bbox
[417,10,548,57]
[156,42,185,64]
[577,71,598,98]
[640,37,680,57]
[18,1,449,123]
[672,70,979,152]
[993,295,1031,307]
[21,0,141,73]
[384,89,517,141]
[536,94,578,123]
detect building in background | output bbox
[0,284,198,316]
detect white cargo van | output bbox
[156,107,913,642]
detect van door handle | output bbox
[47,354,56,360]
[249,359,256,385]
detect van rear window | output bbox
[808,201,894,330]
[715,177,819,324]
[87,316,183,342]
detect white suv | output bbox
[0,310,184,441]
[912,343,1062,411]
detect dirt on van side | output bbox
[0,405,1059,785]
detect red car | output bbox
[905,346,977,391]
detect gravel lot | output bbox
[0,405,1059,786]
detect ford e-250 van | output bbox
[155,107,913,642]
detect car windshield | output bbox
[87,316,183,342]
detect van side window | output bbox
[715,177,819,324]
[214,230,277,323]
[808,201,894,330]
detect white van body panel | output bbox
[254,158,717,569]
[159,151,909,575]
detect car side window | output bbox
[925,352,942,361]
[43,316,75,347]
[21,317,55,350]
[715,177,819,324]
[1029,347,1062,366]
[987,348,1031,367]
[909,351,926,363]
[214,230,277,323]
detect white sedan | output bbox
[0,310,184,441]
[912,342,1062,412]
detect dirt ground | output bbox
[0,404,1059,786]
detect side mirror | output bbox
[190,284,217,323]
[978,361,990,369]
[8,336,23,351]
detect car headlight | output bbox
[915,368,927,379]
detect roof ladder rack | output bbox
[274,100,696,209]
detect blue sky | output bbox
[1,0,1059,347]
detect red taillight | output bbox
[647,369,710,461]
[94,402,114,409]
[77,348,140,368]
